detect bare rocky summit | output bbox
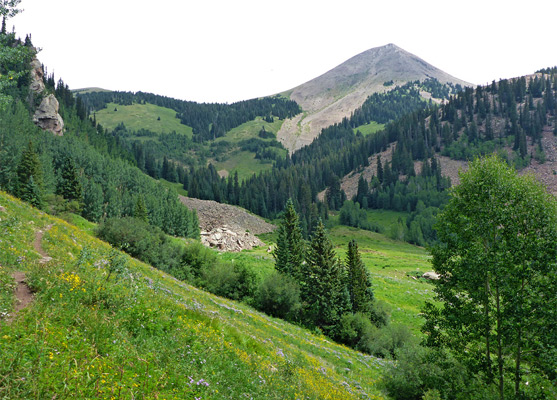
[278,43,472,152]
[179,196,275,252]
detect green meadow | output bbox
[94,102,193,137]
[1,191,393,399]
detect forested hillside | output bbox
[0,30,199,239]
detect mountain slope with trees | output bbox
[278,43,472,151]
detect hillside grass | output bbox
[215,117,284,144]
[94,102,193,137]
[0,191,388,399]
[213,150,276,180]
[211,117,287,180]
[353,121,385,136]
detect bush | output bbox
[360,323,414,358]
[200,261,259,302]
[383,345,472,400]
[335,312,376,350]
[180,241,219,280]
[96,216,183,273]
[254,272,301,321]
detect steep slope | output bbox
[337,71,557,200]
[0,191,387,399]
[279,43,472,151]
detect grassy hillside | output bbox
[94,102,194,137]
[212,117,287,179]
[0,191,390,399]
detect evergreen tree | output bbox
[273,199,305,280]
[133,195,149,222]
[302,220,349,333]
[56,156,82,202]
[82,179,103,222]
[346,240,374,316]
[16,141,43,208]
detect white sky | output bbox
[10,0,557,104]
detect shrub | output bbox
[335,312,376,350]
[200,261,259,302]
[254,272,301,321]
[360,323,414,358]
[383,345,472,400]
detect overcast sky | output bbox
[10,0,557,104]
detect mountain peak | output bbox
[278,44,472,152]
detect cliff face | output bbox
[29,56,64,135]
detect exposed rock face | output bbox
[33,94,64,136]
[29,58,45,94]
[179,196,275,252]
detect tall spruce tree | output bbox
[16,141,44,208]
[346,239,374,316]
[302,220,349,333]
[57,156,82,202]
[273,199,305,280]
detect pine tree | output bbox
[82,179,103,222]
[273,199,305,280]
[346,239,374,316]
[134,195,149,222]
[302,220,349,333]
[57,156,82,202]
[16,141,43,208]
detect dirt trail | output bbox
[5,272,34,324]
[5,224,52,324]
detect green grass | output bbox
[213,150,277,180]
[0,191,388,399]
[215,117,284,144]
[353,121,385,136]
[212,117,287,179]
[95,102,193,136]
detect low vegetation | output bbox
[0,191,389,399]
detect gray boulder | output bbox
[33,94,64,136]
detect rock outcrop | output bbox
[29,56,64,136]
[33,94,64,136]
[29,58,45,94]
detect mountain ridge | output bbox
[278,43,473,152]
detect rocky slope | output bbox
[179,196,275,251]
[278,43,472,152]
